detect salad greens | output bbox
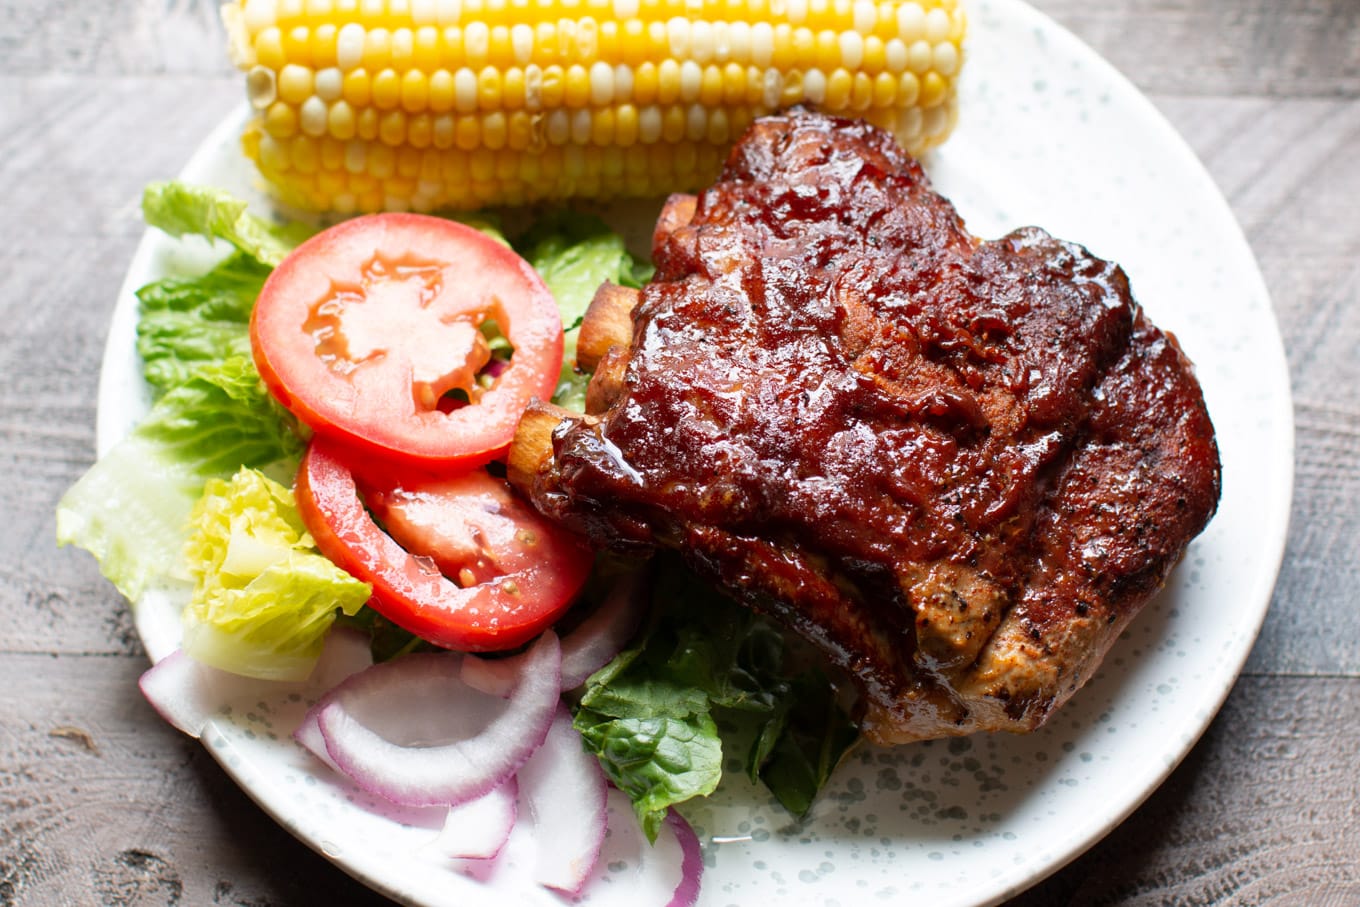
[519,211,653,411]
[58,180,856,833]
[141,181,311,268]
[57,184,305,603]
[181,467,371,681]
[135,252,270,392]
[573,556,859,840]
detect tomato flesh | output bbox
[296,438,593,652]
[252,213,562,468]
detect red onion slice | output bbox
[293,706,341,774]
[559,569,648,690]
[428,777,518,861]
[460,646,527,698]
[582,789,705,904]
[516,704,609,895]
[311,631,562,807]
[662,810,704,907]
[458,569,647,698]
[139,625,373,739]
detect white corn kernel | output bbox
[300,96,329,135]
[896,3,925,42]
[589,60,615,105]
[315,67,344,101]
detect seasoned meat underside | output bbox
[512,109,1222,744]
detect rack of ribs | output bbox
[509,108,1222,744]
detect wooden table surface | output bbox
[4,0,1358,904]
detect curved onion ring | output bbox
[516,705,609,894]
[558,568,649,690]
[300,631,561,807]
[428,777,518,861]
[139,625,372,738]
[664,809,704,907]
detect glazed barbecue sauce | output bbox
[531,110,1221,742]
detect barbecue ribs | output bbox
[510,108,1222,744]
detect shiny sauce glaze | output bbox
[532,110,1221,742]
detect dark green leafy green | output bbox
[746,671,861,816]
[571,557,859,840]
[575,711,722,843]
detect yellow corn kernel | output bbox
[401,69,429,110]
[277,63,315,104]
[379,108,407,144]
[477,65,503,108]
[328,99,358,138]
[563,64,590,107]
[312,23,340,66]
[355,105,380,139]
[429,68,456,110]
[408,112,435,146]
[371,67,402,107]
[282,25,312,66]
[264,100,299,137]
[342,67,372,106]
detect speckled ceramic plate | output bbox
[99,0,1293,904]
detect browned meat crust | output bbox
[514,109,1222,744]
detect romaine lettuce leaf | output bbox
[517,212,652,411]
[179,468,371,680]
[141,181,311,267]
[136,356,303,478]
[56,433,206,601]
[136,252,270,393]
[58,180,308,602]
[57,358,304,602]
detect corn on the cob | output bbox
[222,0,964,212]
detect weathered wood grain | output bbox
[0,76,238,657]
[1034,0,1360,98]
[1148,95,1360,677]
[1007,676,1360,906]
[2,0,1358,905]
[0,655,392,906]
[0,0,233,77]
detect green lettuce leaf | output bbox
[56,433,208,601]
[56,358,302,602]
[746,671,861,816]
[136,356,303,477]
[517,212,652,411]
[141,181,311,267]
[573,710,722,843]
[135,252,270,393]
[571,556,859,839]
[180,468,371,680]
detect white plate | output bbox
[98,0,1293,904]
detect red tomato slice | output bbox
[296,438,593,652]
[252,213,562,468]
